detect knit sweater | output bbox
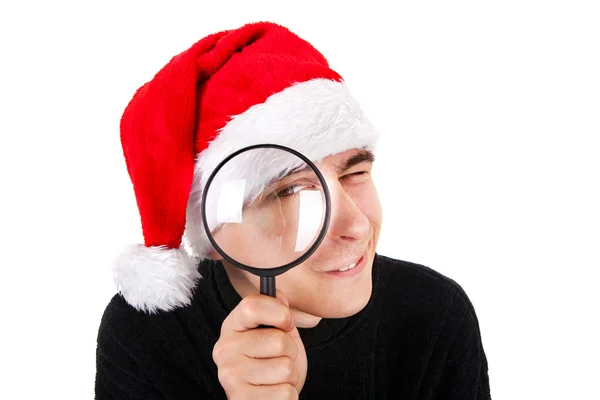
[95,254,491,399]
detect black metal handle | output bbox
[258,276,276,329]
[260,276,276,297]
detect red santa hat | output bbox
[114,21,379,313]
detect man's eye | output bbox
[276,184,305,198]
[343,171,368,178]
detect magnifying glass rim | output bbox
[201,143,332,277]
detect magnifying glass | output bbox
[201,144,331,297]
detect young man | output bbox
[95,22,491,399]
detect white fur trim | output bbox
[113,244,201,313]
[183,78,379,258]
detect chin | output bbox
[312,279,373,319]
[282,248,377,320]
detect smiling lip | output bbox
[322,253,367,277]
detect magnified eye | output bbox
[277,184,306,198]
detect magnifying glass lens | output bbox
[203,147,328,270]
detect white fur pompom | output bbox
[113,244,201,313]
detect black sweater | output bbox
[95,254,491,399]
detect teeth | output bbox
[337,262,357,272]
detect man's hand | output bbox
[213,290,308,399]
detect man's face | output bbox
[217,148,382,320]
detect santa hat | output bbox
[114,21,379,313]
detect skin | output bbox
[211,148,383,398]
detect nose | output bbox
[326,180,370,241]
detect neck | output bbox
[222,262,323,328]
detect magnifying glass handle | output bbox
[260,276,276,297]
[258,277,276,329]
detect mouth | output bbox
[321,251,367,277]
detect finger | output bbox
[227,383,298,400]
[213,328,298,365]
[222,294,295,333]
[243,356,299,386]
[252,383,298,400]
[246,328,299,360]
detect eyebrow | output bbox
[338,149,375,173]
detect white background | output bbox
[1,1,598,399]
